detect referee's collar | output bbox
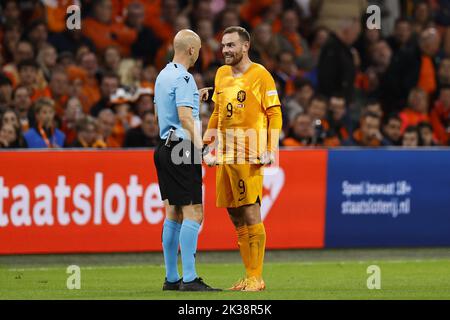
[169,62,187,71]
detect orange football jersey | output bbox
[212,63,281,163]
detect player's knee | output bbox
[181,204,203,224]
[227,209,245,227]
[243,204,262,225]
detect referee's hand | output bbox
[259,151,275,166]
[199,87,213,101]
[203,152,217,167]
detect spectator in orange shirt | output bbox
[239,0,273,29]
[277,9,314,71]
[282,111,338,147]
[17,59,50,102]
[416,27,441,96]
[82,0,137,56]
[342,112,383,147]
[109,88,141,146]
[71,115,107,148]
[78,52,101,109]
[147,0,178,44]
[2,40,34,87]
[430,85,450,145]
[249,0,283,33]
[66,65,95,114]
[274,51,302,98]
[402,125,419,147]
[306,95,341,146]
[282,112,314,146]
[48,68,69,118]
[327,95,351,143]
[97,108,121,148]
[306,95,329,129]
[114,0,163,40]
[399,87,431,133]
[60,96,83,146]
[44,0,78,33]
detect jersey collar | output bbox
[170,62,187,72]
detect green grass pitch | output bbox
[1,249,449,300]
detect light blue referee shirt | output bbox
[154,62,200,140]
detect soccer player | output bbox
[203,26,283,291]
[154,29,220,292]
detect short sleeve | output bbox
[174,73,196,108]
[262,71,281,110]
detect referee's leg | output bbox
[177,203,221,291]
[161,200,183,290]
[159,140,221,291]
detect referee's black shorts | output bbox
[154,138,202,206]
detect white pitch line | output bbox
[3,259,449,272]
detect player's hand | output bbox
[199,87,213,101]
[203,152,217,167]
[259,151,275,166]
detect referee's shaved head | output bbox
[173,29,201,68]
[174,29,200,51]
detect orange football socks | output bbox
[236,225,251,277]
[247,222,266,279]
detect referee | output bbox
[153,29,220,292]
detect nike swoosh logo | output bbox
[216,91,223,94]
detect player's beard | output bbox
[224,51,243,66]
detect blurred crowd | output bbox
[0,0,449,149]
